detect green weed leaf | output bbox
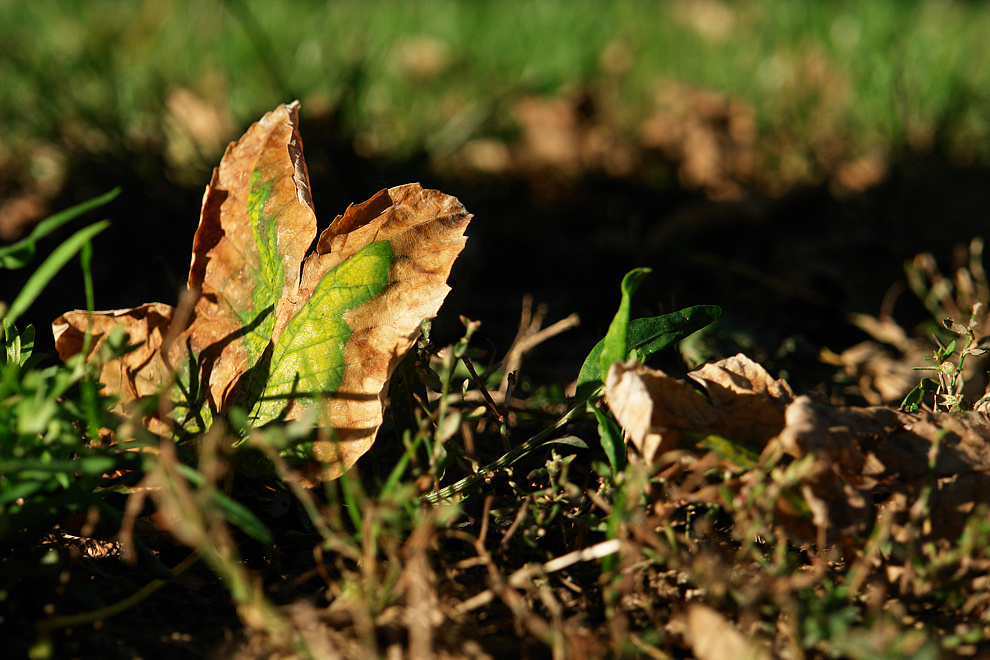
[592,404,625,474]
[900,377,940,412]
[576,305,722,402]
[599,268,652,381]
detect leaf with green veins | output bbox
[53,102,471,481]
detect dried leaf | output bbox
[52,303,176,434]
[605,353,792,464]
[606,360,716,463]
[831,341,926,405]
[777,395,990,544]
[684,604,768,660]
[607,348,990,553]
[687,353,793,446]
[54,102,470,480]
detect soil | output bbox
[3,102,990,658]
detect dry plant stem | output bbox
[118,478,151,565]
[499,294,544,391]
[504,370,517,418]
[462,356,503,422]
[157,288,198,427]
[154,438,297,648]
[453,538,623,615]
[403,519,437,659]
[629,633,675,660]
[500,294,579,396]
[514,314,580,355]
[250,435,360,560]
[845,503,897,597]
[477,494,494,546]
[499,498,530,550]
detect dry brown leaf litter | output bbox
[606,352,990,550]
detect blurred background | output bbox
[4,0,990,390]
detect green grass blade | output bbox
[175,464,274,545]
[422,389,598,503]
[381,430,423,495]
[80,239,95,313]
[0,456,120,478]
[2,220,110,327]
[337,471,366,534]
[0,188,119,270]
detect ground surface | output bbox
[4,85,990,658]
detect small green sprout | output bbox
[901,303,990,412]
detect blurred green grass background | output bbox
[4,0,990,202]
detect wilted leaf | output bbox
[683,604,768,660]
[605,353,791,463]
[53,102,470,480]
[777,395,990,545]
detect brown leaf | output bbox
[53,303,176,434]
[684,604,768,660]
[606,360,717,463]
[605,353,792,464]
[687,353,793,446]
[53,102,471,480]
[607,349,990,550]
[778,395,990,544]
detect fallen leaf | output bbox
[52,303,175,434]
[605,351,990,548]
[830,341,924,405]
[683,603,768,660]
[53,102,470,480]
[606,359,716,463]
[688,353,794,446]
[777,395,990,545]
[605,353,792,463]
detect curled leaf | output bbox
[605,353,792,464]
[778,395,990,545]
[54,102,471,481]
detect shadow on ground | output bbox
[4,117,989,395]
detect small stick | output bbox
[453,538,623,615]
